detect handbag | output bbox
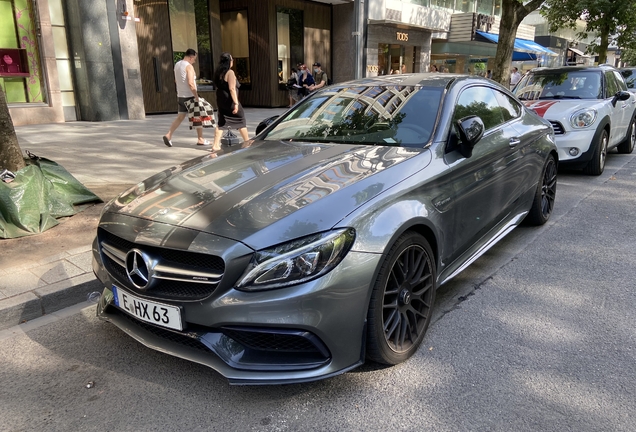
[221,127,241,146]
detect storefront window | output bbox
[456,0,475,13]
[276,7,304,85]
[49,0,77,120]
[403,0,431,6]
[221,10,251,85]
[430,0,455,11]
[0,0,45,103]
[476,0,494,15]
[169,0,197,62]
[194,0,213,82]
[378,44,415,76]
[493,0,501,16]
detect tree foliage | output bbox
[492,0,545,87]
[542,0,636,64]
[0,86,25,173]
[620,48,636,67]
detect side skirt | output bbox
[437,211,528,287]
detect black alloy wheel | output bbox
[367,232,436,365]
[525,155,557,226]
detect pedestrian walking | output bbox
[287,67,299,107]
[309,62,328,91]
[510,67,522,89]
[298,64,314,99]
[163,48,210,147]
[212,52,249,151]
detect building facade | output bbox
[6,0,352,125]
[2,0,73,125]
[8,0,600,126]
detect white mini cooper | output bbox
[513,65,636,175]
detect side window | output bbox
[622,70,636,89]
[453,87,505,131]
[613,71,628,92]
[493,90,522,122]
[605,72,618,98]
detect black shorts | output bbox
[178,97,194,113]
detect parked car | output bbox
[620,67,636,93]
[92,74,558,385]
[513,65,636,175]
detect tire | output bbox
[617,118,635,154]
[583,128,608,176]
[524,155,557,226]
[366,232,436,365]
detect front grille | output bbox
[223,328,325,355]
[100,229,224,272]
[114,308,212,353]
[98,228,225,301]
[549,121,565,135]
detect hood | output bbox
[105,140,430,249]
[522,99,603,119]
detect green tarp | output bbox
[0,154,101,239]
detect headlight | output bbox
[570,109,597,129]
[235,228,356,291]
[99,198,116,218]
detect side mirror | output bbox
[456,115,485,158]
[255,115,280,135]
[612,91,631,106]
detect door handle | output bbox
[509,137,521,147]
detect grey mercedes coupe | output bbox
[92,74,558,385]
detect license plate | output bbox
[112,285,183,331]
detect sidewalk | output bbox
[0,108,286,330]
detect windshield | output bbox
[622,69,636,89]
[514,71,602,101]
[263,86,443,147]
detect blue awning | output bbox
[475,31,558,59]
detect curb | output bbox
[0,273,102,331]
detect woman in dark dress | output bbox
[297,64,315,99]
[213,52,249,150]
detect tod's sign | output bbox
[396,32,409,42]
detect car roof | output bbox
[331,73,493,89]
[528,65,617,74]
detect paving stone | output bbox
[0,271,44,297]
[29,261,84,285]
[66,244,93,255]
[66,252,94,273]
[37,252,71,265]
[1,261,40,272]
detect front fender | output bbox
[576,115,611,164]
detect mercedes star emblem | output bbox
[125,249,151,289]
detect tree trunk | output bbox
[491,0,544,88]
[597,25,610,65]
[492,2,520,88]
[0,87,25,172]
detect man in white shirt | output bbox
[163,48,209,147]
[510,67,522,89]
